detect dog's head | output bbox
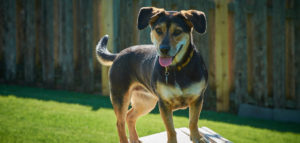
[137,7,206,67]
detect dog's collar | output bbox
[176,49,194,71]
[175,45,194,71]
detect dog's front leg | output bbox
[158,101,177,143]
[189,96,206,143]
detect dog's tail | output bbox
[96,35,117,66]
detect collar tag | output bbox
[165,67,169,84]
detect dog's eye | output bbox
[155,28,163,35]
[173,29,182,36]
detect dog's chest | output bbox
[156,79,206,108]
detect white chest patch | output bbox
[156,79,207,101]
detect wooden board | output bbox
[272,0,286,108]
[36,0,55,85]
[233,0,248,106]
[2,0,17,80]
[75,0,94,92]
[214,0,230,112]
[296,0,300,109]
[92,0,102,94]
[23,0,35,83]
[57,0,74,89]
[138,0,152,45]
[285,0,296,108]
[0,0,3,79]
[140,127,231,143]
[252,0,268,106]
[100,0,114,95]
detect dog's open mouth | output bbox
[158,45,184,67]
[159,56,173,67]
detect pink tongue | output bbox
[159,57,172,67]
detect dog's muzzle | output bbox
[159,45,170,55]
[158,45,173,67]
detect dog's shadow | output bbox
[0,84,299,134]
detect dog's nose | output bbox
[160,45,170,55]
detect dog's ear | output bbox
[137,7,164,30]
[180,10,206,34]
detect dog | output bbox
[96,7,208,143]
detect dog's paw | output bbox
[190,135,207,143]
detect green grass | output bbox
[0,84,299,143]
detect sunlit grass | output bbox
[0,85,299,143]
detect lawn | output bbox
[0,84,299,143]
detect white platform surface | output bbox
[139,127,232,143]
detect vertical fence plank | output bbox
[252,0,268,106]
[93,0,101,93]
[152,0,165,9]
[16,0,25,81]
[191,0,209,66]
[206,7,217,110]
[227,0,234,97]
[295,0,300,109]
[23,0,35,83]
[285,0,296,108]
[112,0,120,53]
[138,0,152,45]
[0,0,4,79]
[215,0,230,112]
[272,0,286,108]
[37,0,54,85]
[53,0,59,74]
[233,0,248,106]
[164,0,172,10]
[132,0,139,46]
[2,0,17,81]
[119,0,135,51]
[266,14,273,102]
[246,14,255,104]
[285,18,295,108]
[100,0,114,95]
[75,0,94,92]
[57,0,74,89]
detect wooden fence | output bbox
[0,0,299,112]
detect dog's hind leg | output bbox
[126,87,157,143]
[111,91,131,143]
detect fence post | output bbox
[252,0,268,106]
[215,0,230,112]
[100,0,115,95]
[2,0,17,81]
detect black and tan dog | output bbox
[96,7,208,143]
